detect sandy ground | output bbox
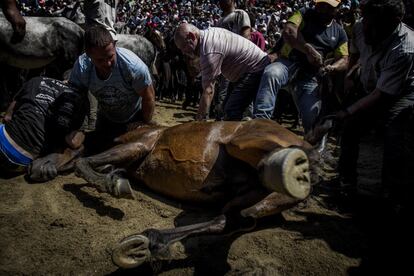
[0,101,409,275]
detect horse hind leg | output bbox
[239,192,302,219]
[236,148,311,219]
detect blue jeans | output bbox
[254,58,321,132]
[254,58,298,120]
[292,73,320,133]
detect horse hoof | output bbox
[261,148,311,200]
[114,178,134,199]
[112,234,151,269]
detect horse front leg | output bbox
[112,215,227,269]
[75,142,151,198]
[28,146,84,182]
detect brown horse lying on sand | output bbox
[72,119,319,269]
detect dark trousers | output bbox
[224,71,263,121]
[338,92,414,206]
[83,110,143,155]
[213,74,230,120]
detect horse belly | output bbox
[134,148,220,203]
[0,51,55,69]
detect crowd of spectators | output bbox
[15,0,365,51]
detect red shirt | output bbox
[251,31,266,51]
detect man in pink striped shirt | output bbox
[174,23,270,120]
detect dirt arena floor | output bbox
[0,101,410,275]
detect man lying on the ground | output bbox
[0,76,88,180]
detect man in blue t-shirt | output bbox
[69,24,155,153]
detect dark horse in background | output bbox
[144,26,200,105]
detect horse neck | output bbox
[145,30,166,52]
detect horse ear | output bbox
[187,31,196,41]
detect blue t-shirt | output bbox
[69,47,152,123]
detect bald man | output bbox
[174,23,270,121]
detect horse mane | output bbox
[114,123,166,144]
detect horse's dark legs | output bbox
[112,215,228,269]
[112,190,292,270]
[239,192,301,219]
[28,146,84,182]
[75,142,152,198]
[112,189,293,269]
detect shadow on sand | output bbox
[63,183,125,220]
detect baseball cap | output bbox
[315,0,342,7]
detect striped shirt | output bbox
[351,22,414,96]
[199,27,269,89]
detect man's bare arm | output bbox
[240,26,251,40]
[3,100,16,122]
[197,81,215,121]
[137,84,155,123]
[283,22,323,67]
[337,89,384,120]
